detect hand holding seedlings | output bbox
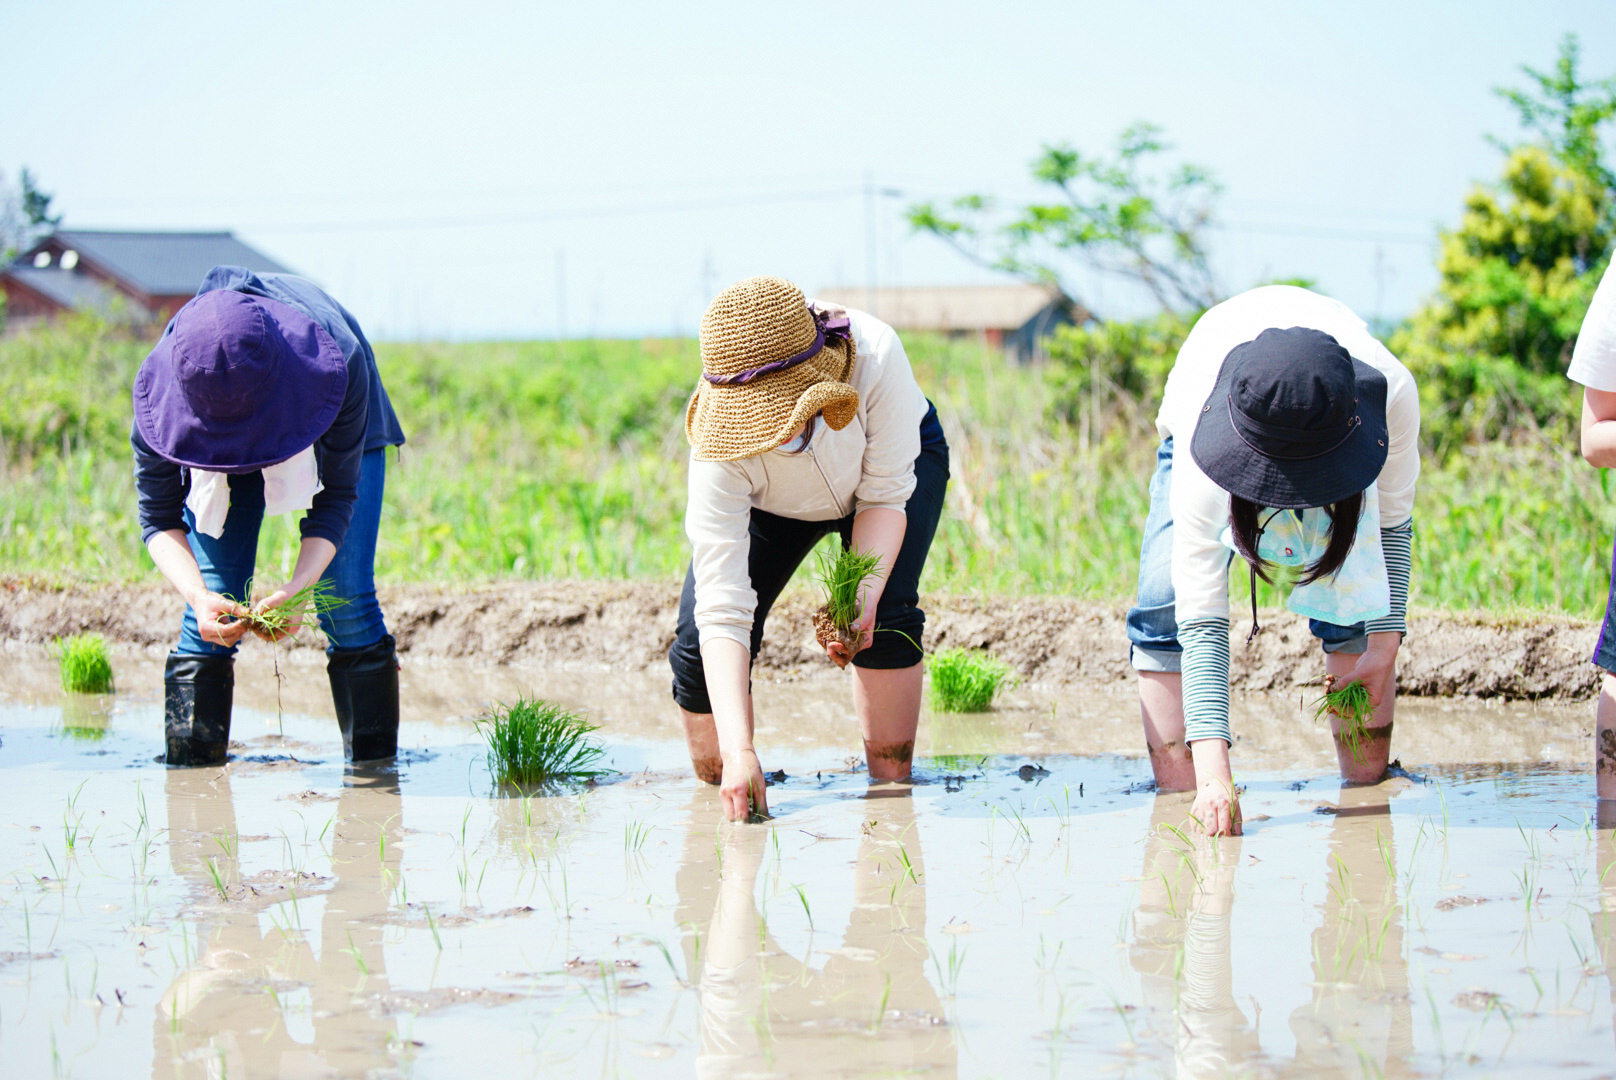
[230,580,346,643]
[812,545,886,669]
[721,748,770,822]
[1188,740,1242,836]
[1316,676,1373,761]
[189,589,255,647]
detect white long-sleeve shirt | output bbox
[1158,287,1421,744]
[685,305,928,649]
[1568,259,1616,391]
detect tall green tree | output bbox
[908,122,1222,318]
[1393,34,1616,453]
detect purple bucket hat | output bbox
[133,291,348,472]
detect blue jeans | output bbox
[176,448,390,656]
[1125,437,1366,672]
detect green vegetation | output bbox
[3,43,1615,621]
[1394,34,1614,456]
[476,696,607,787]
[52,632,112,694]
[1,318,1614,616]
[230,579,345,638]
[909,121,1220,316]
[926,649,1016,712]
[1315,680,1375,764]
[815,545,884,632]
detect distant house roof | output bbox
[2,266,125,315]
[44,230,292,296]
[815,284,1075,332]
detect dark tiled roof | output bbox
[2,266,125,315]
[49,230,291,296]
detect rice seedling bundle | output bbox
[1313,679,1374,763]
[477,696,607,787]
[231,580,346,638]
[53,633,113,694]
[927,649,1015,712]
[812,545,886,659]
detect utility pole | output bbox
[864,169,877,317]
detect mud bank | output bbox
[1,578,1602,700]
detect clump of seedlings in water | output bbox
[1314,679,1374,763]
[812,544,885,664]
[477,696,608,788]
[53,633,114,694]
[927,648,1016,712]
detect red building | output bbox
[1,230,291,326]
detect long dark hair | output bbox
[1229,492,1363,586]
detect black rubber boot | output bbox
[164,653,234,767]
[328,635,400,763]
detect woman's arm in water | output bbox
[704,638,767,821]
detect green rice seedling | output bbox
[1314,679,1374,763]
[229,578,346,638]
[204,857,228,901]
[791,883,814,931]
[926,648,1016,712]
[52,633,113,694]
[811,544,885,657]
[475,696,607,787]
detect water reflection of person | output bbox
[154,767,403,1077]
[675,789,957,1077]
[1592,804,1616,1058]
[1130,793,1261,1078]
[1288,784,1415,1077]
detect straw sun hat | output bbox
[686,276,858,461]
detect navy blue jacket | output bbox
[132,267,405,548]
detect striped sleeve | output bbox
[1364,520,1413,637]
[1180,617,1232,745]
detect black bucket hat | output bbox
[1189,326,1388,509]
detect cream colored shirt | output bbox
[1156,286,1421,622]
[686,304,928,648]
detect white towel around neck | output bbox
[186,446,323,539]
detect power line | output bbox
[1212,219,1433,246]
[240,187,863,235]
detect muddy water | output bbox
[2,650,1614,1078]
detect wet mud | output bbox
[3,652,1616,1076]
[3,578,1605,700]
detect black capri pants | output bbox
[669,404,950,713]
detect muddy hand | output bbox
[190,590,251,648]
[825,613,875,669]
[1340,641,1397,715]
[720,748,769,822]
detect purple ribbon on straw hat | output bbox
[704,305,851,385]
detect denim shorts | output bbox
[1593,527,1616,673]
[1126,437,1368,673]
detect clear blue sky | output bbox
[4,0,1613,339]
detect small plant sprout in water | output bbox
[811,544,886,661]
[927,648,1017,712]
[476,696,608,788]
[1314,678,1374,763]
[52,633,113,694]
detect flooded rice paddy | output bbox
[1,650,1614,1078]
